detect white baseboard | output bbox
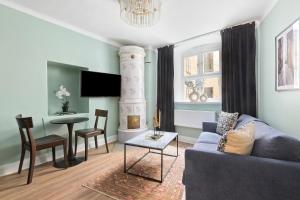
[0,135,117,177]
[178,135,197,144]
[0,134,194,177]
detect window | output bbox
[184,55,198,76]
[203,51,220,74]
[204,87,213,98]
[182,44,221,103]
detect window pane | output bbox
[203,77,221,100]
[184,77,221,102]
[184,55,198,76]
[203,51,220,73]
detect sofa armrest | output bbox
[202,122,217,132]
[184,149,300,200]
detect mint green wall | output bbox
[175,103,221,138]
[0,5,120,167]
[258,0,300,138]
[47,62,89,115]
[145,49,157,128]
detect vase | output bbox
[62,105,69,112]
[189,90,199,102]
[200,94,208,102]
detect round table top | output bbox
[50,117,89,125]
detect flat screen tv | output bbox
[81,71,121,97]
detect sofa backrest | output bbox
[236,114,300,162]
[235,115,265,130]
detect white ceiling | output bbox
[2,0,277,48]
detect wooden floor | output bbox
[0,143,126,200]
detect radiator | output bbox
[174,110,216,129]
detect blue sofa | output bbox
[183,115,300,200]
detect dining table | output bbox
[50,117,89,168]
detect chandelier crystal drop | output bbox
[120,0,162,28]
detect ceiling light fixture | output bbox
[119,0,162,28]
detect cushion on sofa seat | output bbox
[252,134,300,162]
[197,132,221,144]
[193,142,221,154]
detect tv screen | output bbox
[81,71,121,97]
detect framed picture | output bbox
[275,18,300,91]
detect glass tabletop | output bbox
[125,130,178,150]
[50,117,89,124]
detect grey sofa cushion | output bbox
[193,142,220,153]
[235,114,259,128]
[243,117,300,162]
[196,132,221,144]
[252,134,300,162]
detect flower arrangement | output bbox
[185,79,207,102]
[56,85,71,112]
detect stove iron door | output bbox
[127,115,140,129]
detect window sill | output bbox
[175,101,221,105]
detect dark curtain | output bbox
[157,45,175,132]
[221,22,257,117]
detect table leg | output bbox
[177,135,179,156]
[124,145,177,183]
[67,123,74,160]
[124,144,126,173]
[54,123,84,168]
[161,149,163,183]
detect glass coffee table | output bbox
[124,131,178,183]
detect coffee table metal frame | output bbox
[124,133,178,183]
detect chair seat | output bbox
[75,128,104,137]
[30,135,66,150]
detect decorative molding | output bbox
[0,135,117,177]
[144,45,157,51]
[0,0,122,47]
[260,0,279,23]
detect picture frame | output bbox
[275,18,300,91]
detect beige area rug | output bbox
[82,142,190,200]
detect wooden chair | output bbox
[74,109,109,161]
[16,114,68,184]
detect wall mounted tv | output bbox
[81,71,121,97]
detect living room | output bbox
[0,0,299,199]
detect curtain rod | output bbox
[173,21,256,47]
[174,29,221,47]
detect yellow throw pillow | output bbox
[218,123,256,155]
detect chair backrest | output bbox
[94,109,108,131]
[15,114,36,148]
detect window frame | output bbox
[181,43,222,103]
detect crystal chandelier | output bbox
[119,0,162,28]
